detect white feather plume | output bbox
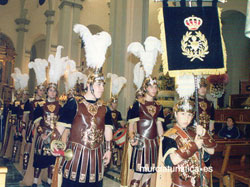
[176,75,195,98]
[133,62,145,90]
[107,73,127,96]
[19,73,29,90]
[11,68,21,90]
[11,68,29,90]
[127,36,162,77]
[127,42,145,59]
[78,73,88,89]
[67,59,77,72]
[144,36,163,53]
[28,58,48,86]
[65,71,85,93]
[48,45,68,84]
[73,24,111,69]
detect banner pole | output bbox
[194,75,203,187]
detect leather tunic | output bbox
[25,99,44,142]
[198,98,214,130]
[165,125,215,187]
[137,100,162,139]
[61,99,107,183]
[69,99,106,149]
[110,110,122,131]
[35,101,61,155]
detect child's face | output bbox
[47,87,57,99]
[146,84,158,97]
[111,102,117,110]
[198,86,207,97]
[175,111,194,128]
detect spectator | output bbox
[218,117,240,139]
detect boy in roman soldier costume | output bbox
[127,36,164,187]
[157,75,216,187]
[106,73,126,167]
[21,58,47,174]
[4,68,29,162]
[197,77,215,133]
[31,46,68,187]
[120,62,145,186]
[161,98,216,187]
[52,24,113,187]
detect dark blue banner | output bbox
[159,6,227,77]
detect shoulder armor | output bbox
[97,99,105,106]
[38,101,46,106]
[155,100,161,106]
[137,98,145,105]
[74,96,82,102]
[164,128,178,139]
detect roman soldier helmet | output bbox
[175,75,196,114]
[11,67,29,98]
[127,36,162,94]
[73,24,112,94]
[28,58,48,91]
[107,73,127,104]
[173,98,195,114]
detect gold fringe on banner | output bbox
[158,7,227,77]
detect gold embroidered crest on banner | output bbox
[47,104,56,113]
[181,15,209,62]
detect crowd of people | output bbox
[0,23,242,187]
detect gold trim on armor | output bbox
[146,105,156,117]
[105,124,113,130]
[90,174,96,183]
[47,104,56,113]
[56,122,72,128]
[98,172,103,181]
[128,117,140,123]
[38,101,46,106]
[157,117,165,122]
[111,113,116,119]
[163,147,177,161]
[64,169,69,178]
[80,119,104,149]
[79,174,86,183]
[34,117,42,124]
[137,97,145,105]
[71,171,76,180]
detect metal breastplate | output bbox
[44,111,58,129]
[111,111,120,131]
[41,101,60,130]
[69,100,106,149]
[198,99,212,129]
[137,102,160,139]
[172,130,203,187]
